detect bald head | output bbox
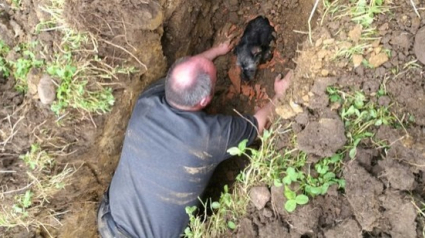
[165,56,217,109]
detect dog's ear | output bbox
[251,46,262,56]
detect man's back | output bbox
[109,80,257,237]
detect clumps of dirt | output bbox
[414,27,425,64]
[378,158,416,190]
[64,0,163,33]
[257,220,289,238]
[297,117,346,157]
[344,161,383,231]
[375,125,425,187]
[324,219,361,238]
[267,184,354,237]
[379,190,417,238]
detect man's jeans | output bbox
[97,190,132,238]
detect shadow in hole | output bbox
[199,139,262,216]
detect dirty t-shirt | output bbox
[109,79,258,238]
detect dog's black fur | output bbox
[234,16,276,81]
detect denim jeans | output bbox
[97,190,132,238]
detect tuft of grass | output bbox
[46,53,116,115]
[0,144,75,231]
[349,0,388,27]
[19,143,54,171]
[12,190,33,218]
[0,40,11,77]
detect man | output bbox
[97,40,292,238]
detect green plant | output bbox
[47,54,115,115]
[184,185,244,238]
[11,0,22,9]
[284,186,309,212]
[304,154,346,196]
[12,190,33,218]
[337,89,395,158]
[19,143,54,171]
[10,43,44,93]
[349,0,388,27]
[0,40,11,77]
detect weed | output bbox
[12,190,33,218]
[35,1,139,115]
[19,144,54,171]
[327,85,396,159]
[334,42,371,60]
[304,154,345,196]
[11,0,22,9]
[184,185,247,238]
[0,40,11,77]
[349,0,388,27]
[10,43,45,93]
[284,186,309,212]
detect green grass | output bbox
[12,191,33,218]
[19,143,54,171]
[184,123,346,237]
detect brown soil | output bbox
[1,0,424,237]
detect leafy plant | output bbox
[19,143,53,171]
[305,154,346,196]
[47,55,115,115]
[12,190,33,218]
[284,186,309,212]
[10,43,44,93]
[330,87,395,159]
[349,0,388,27]
[11,0,22,9]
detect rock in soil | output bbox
[27,68,42,96]
[414,27,425,64]
[297,117,346,157]
[249,186,271,210]
[38,74,56,105]
[368,52,388,68]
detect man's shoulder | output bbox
[140,78,166,98]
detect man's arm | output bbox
[254,71,293,135]
[195,40,233,61]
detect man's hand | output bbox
[274,70,293,98]
[254,70,294,135]
[214,40,233,56]
[196,25,239,60]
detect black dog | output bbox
[234,16,276,81]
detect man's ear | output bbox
[199,96,212,108]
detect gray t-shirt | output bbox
[109,79,258,238]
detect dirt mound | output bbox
[297,117,346,157]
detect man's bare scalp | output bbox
[170,56,216,89]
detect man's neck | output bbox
[167,99,202,112]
